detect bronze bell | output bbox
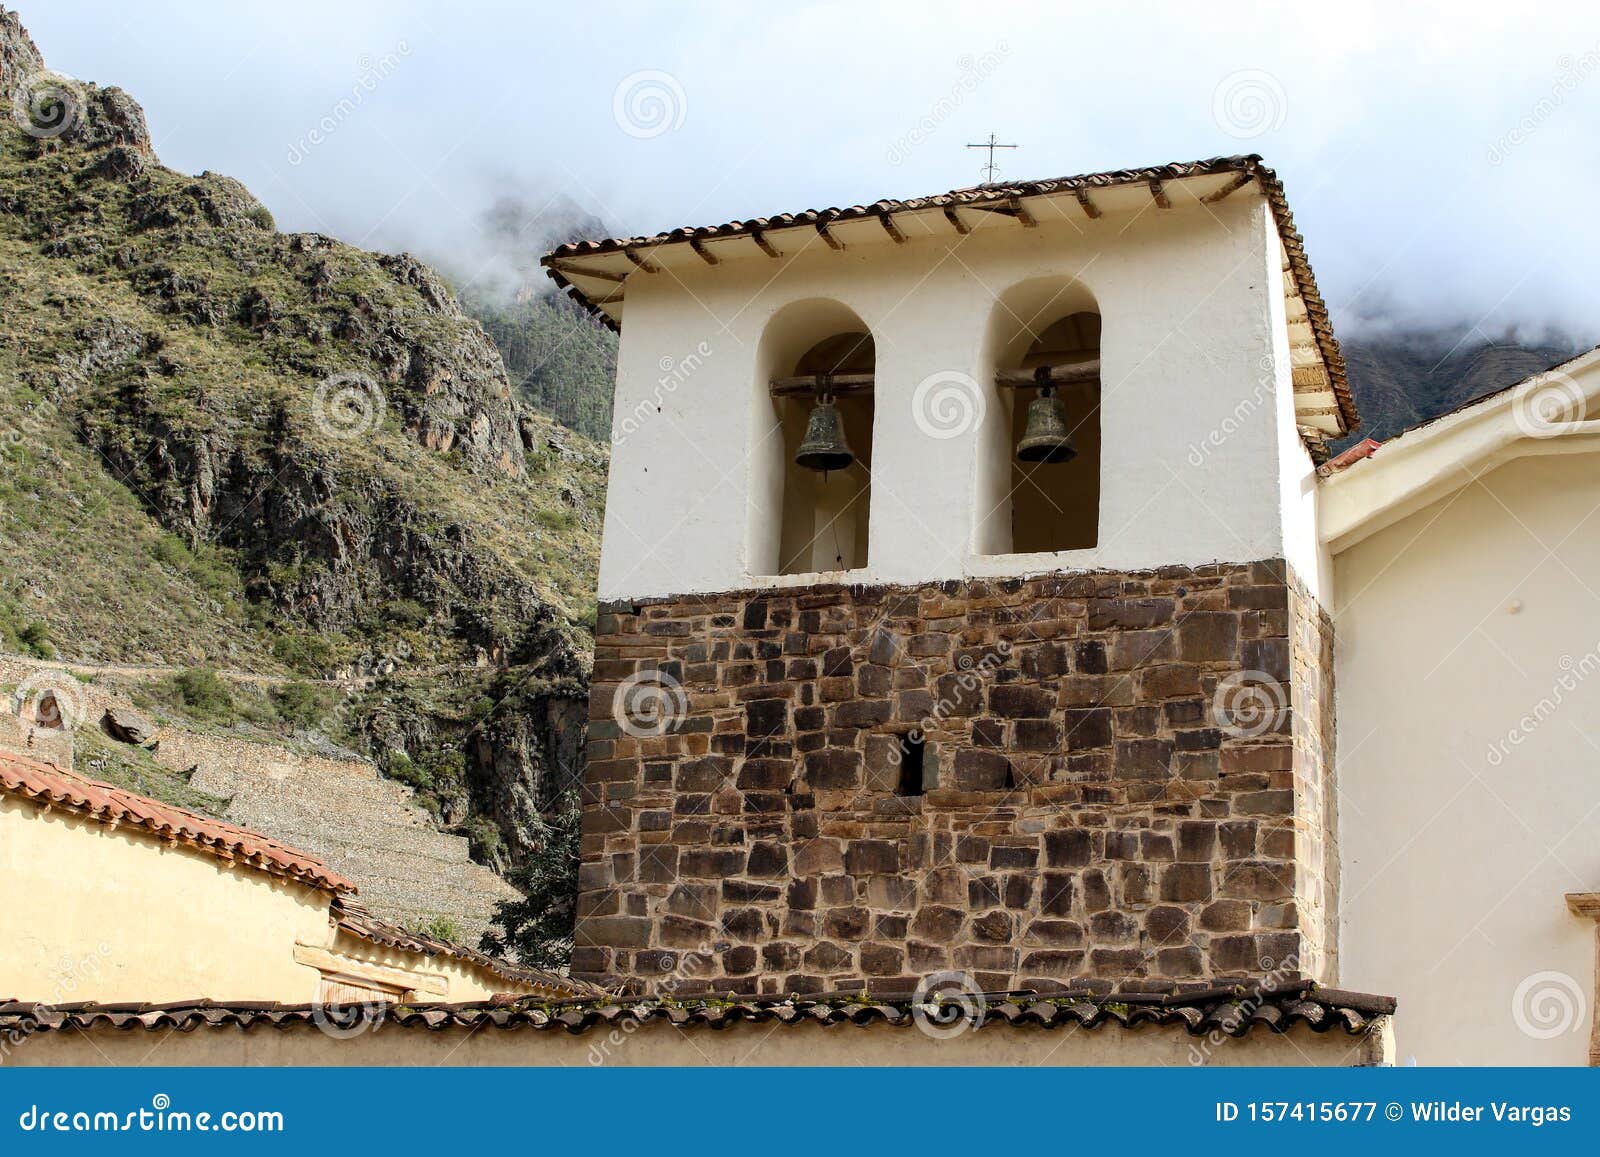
[1016,387,1077,464]
[795,396,855,472]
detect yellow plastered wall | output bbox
[324,927,529,1003]
[0,796,333,1003]
[0,795,542,1005]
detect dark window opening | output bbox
[896,733,926,797]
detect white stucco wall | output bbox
[599,197,1310,601]
[1262,229,1330,601]
[1334,452,1600,1064]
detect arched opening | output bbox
[752,301,875,577]
[981,282,1102,556]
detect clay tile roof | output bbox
[330,897,601,998]
[1316,437,1381,476]
[0,751,354,894]
[0,983,1395,1039]
[539,154,1356,438]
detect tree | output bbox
[479,790,581,969]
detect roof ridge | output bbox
[0,749,355,894]
[538,153,1356,437]
[330,896,600,997]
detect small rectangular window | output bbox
[896,733,926,797]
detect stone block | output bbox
[804,747,863,790]
[845,839,900,875]
[1044,828,1093,868]
[989,684,1054,718]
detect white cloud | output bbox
[23,0,1600,338]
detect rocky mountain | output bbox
[1337,327,1582,448]
[0,9,606,950]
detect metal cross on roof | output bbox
[966,133,1018,183]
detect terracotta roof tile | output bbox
[331,896,600,998]
[0,751,354,894]
[540,154,1357,436]
[1317,437,1381,476]
[0,983,1394,1039]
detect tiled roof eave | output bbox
[330,897,599,998]
[0,753,353,894]
[0,985,1395,1039]
[540,155,1357,435]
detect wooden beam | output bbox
[750,228,782,259]
[943,206,971,235]
[1201,171,1255,203]
[996,362,1101,389]
[1149,180,1171,209]
[1075,189,1102,219]
[591,291,626,306]
[1009,195,1037,227]
[293,943,449,996]
[689,238,719,266]
[770,372,875,397]
[553,263,628,283]
[879,211,906,244]
[815,220,845,250]
[771,359,1104,397]
[623,248,660,273]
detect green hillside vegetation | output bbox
[0,53,605,675]
[465,289,618,444]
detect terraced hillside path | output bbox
[0,653,518,945]
[162,731,519,944]
[0,650,490,688]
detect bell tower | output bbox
[545,156,1355,995]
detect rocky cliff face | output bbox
[0,7,602,885]
[1337,327,1579,448]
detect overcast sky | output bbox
[19,0,1600,342]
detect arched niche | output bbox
[979,278,1103,556]
[749,299,875,577]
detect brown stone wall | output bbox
[577,560,1331,995]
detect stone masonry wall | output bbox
[577,560,1331,996]
[1288,574,1338,983]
